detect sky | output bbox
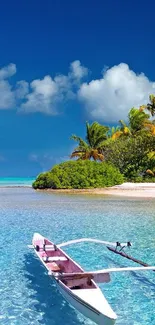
[0,0,155,176]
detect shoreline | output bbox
[36,183,155,198]
[0,182,155,198]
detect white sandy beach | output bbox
[99,183,155,198]
[44,183,155,198]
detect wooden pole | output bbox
[107,246,155,271]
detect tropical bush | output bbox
[32,160,124,189]
[104,134,155,181]
[69,96,155,182]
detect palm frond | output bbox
[119,119,127,130]
[70,151,85,159]
[70,135,88,148]
[139,105,146,112]
[70,123,108,161]
[144,122,155,135]
[146,169,154,176]
[124,126,131,135]
[86,121,91,145]
[111,130,123,140]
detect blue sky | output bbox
[0,0,155,176]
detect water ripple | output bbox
[0,188,154,324]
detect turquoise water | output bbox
[0,188,154,325]
[0,177,35,187]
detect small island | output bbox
[33,95,155,194]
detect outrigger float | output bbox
[29,233,155,325]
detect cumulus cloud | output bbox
[0,79,15,109]
[20,76,59,114]
[15,80,29,99]
[79,63,155,122]
[0,60,87,113]
[0,63,28,110]
[1,61,155,121]
[70,60,88,80]
[0,63,17,109]
[20,60,88,114]
[0,63,16,79]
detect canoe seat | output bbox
[47,262,61,272]
[36,244,55,252]
[43,245,56,251]
[43,256,68,262]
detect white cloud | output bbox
[0,63,28,110]
[15,80,29,99]
[0,61,88,112]
[70,60,88,80]
[20,60,87,114]
[0,63,17,109]
[0,79,15,109]
[31,76,58,97]
[1,61,155,121]
[78,63,155,122]
[0,63,16,79]
[20,76,60,114]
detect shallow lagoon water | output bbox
[0,188,154,325]
[0,178,35,187]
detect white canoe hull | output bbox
[32,233,117,325]
[57,280,116,325]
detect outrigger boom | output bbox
[57,238,154,272]
[58,265,155,282]
[57,237,132,248]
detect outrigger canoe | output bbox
[29,233,155,325]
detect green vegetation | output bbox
[32,160,124,189]
[33,94,155,189]
[104,134,155,181]
[70,122,109,161]
[70,95,155,182]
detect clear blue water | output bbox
[0,177,35,187]
[0,187,154,325]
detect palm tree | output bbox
[109,120,131,140]
[143,121,155,135]
[70,122,109,161]
[108,126,121,140]
[109,106,154,140]
[139,95,155,117]
[128,107,150,134]
[146,94,155,117]
[119,119,131,135]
